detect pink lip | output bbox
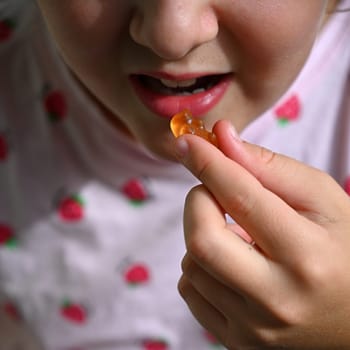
[129,73,232,119]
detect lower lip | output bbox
[129,75,232,119]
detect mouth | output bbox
[129,73,232,118]
[138,74,225,95]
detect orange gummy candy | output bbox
[170,109,218,146]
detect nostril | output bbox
[129,10,144,46]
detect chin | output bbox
[147,144,178,162]
[141,134,178,162]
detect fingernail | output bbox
[174,136,189,159]
[230,124,241,142]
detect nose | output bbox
[129,1,218,60]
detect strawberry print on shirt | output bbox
[57,194,85,222]
[61,299,87,325]
[43,88,68,123]
[345,175,350,195]
[203,330,224,348]
[0,18,15,43]
[274,94,301,126]
[124,263,150,286]
[0,2,349,349]
[0,133,9,161]
[3,301,21,321]
[142,338,169,350]
[0,223,17,249]
[121,177,150,205]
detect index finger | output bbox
[214,120,349,222]
[183,183,274,300]
[175,134,319,263]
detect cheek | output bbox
[222,0,327,63]
[38,1,128,62]
[37,1,134,116]
[221,0,327,100]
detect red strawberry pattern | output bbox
[44,90,68,122]
[124,263,150,286]
[3,301,21,321]
[274,94,301,126]
[204,330,222,348]
[58,194,85,222]
[0,134,8,161]
[142,339,169,350]
[122,177,149,204]
[0,18,15,43]
[0,223,17,248]
[61,300,87,324]
[345,175,350,195]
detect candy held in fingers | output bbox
[170,109,218,147]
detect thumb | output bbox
[213,119,346,217]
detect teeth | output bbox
[192,88,205,94]
[160,78,197,88]
[160,79,178,88]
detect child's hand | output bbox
[175,120,350,349]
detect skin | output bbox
[176,124,350,349]
[36,0,336,160]
[35,0,350,348]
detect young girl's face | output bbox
[36,0,335,159]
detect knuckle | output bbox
[270,300,304,327]
[290,239,329,285]
[258,285,307,329]
[253,328,280,347]
[312,168,335,191]
[196,158,216,184]
[319,170,345,198]
[177,275,192,299]
[257,147,292,182]
[297,253,334,288]
[181,255,196,278]
[185,184,204,202]
[227,189,258,219]
[186,230,213,264]
[259,146,277,167]
[317,168,333,183]
[184,184,212,213]
[184,185,217,264]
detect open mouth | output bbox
[129,73,232,118]
[136,74,227,96]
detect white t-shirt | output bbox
[0,1,349,349]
